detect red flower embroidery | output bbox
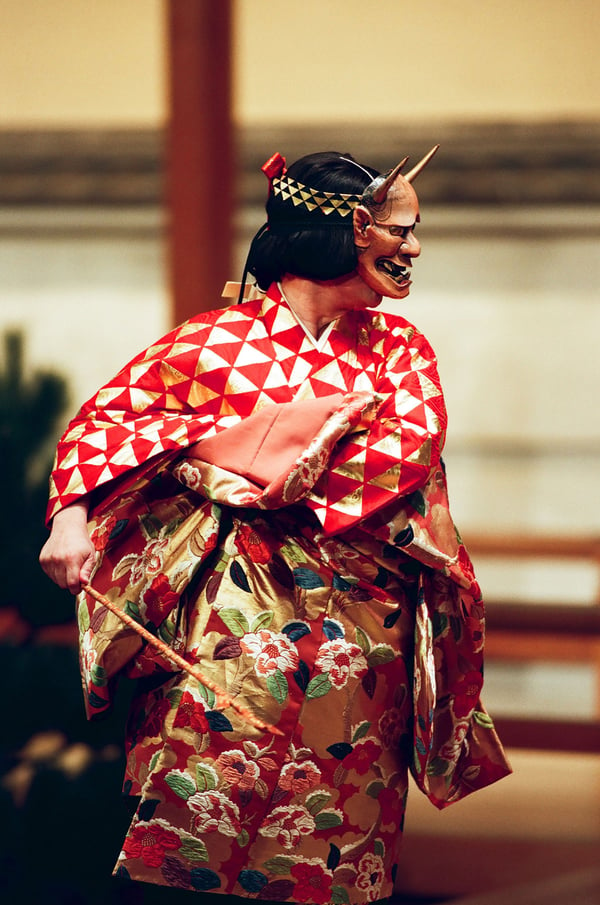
[378,707,405,749]
[290,861,333,905]
[342,738,382,775]
[315,639,368,689]
[356,852,385,901]
[216,750,260,791]
[90,514,117,551]
[259,805,315,849]
[240,630,299,677]
[143,573,179,625]
[173,691,209,733]
[188,790,242,837]
[122,819,180,868]
[452,670,483,718]
[234,523,272,564]
[142,697,171,738]
[278,759,321,794]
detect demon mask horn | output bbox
[370,157,409,205]
[405,144,440,183]
[370,145,440,204]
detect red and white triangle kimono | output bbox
[48,283,510,903]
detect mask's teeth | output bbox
[377,260,408,279]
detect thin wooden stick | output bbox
[83,584,283,736]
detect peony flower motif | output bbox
[283,445,329,502]
[234,523,272,564]
[142,573,179,625]
[79,635,97,674]
[452,669,483,718]
[121,818,181,868]
[141,696,171,739]
[278,759,321,795]
[465,614,484,648]
[440,719,470,760]
[356,851,385,902]
[342,738,382,775]
[173,691,209,734]
[258,805,315,849]
[90,514,117,551]
[174,460,203,492]
[188,790,241,837]
[315,638,368,689]
[240,630,299,677]
[216,749,260,791]
[378,707,405,749]
[126,535,170,585]
[290,861,333,905]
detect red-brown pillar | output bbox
[166,0,234,325]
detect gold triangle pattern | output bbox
[273,175,362,218]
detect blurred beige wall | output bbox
[0,0,598,127]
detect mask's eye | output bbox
[388,224,415,239]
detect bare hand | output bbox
[39,500,96,595]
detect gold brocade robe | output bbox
[50,285,511,902]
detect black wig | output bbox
[247,152,379,291]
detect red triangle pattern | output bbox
[47,284,447,534]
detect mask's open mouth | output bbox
[376,259,410,284]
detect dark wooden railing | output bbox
[465,533,600,754]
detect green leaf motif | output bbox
[167,687,184,706]
[219,608,250,637]
[251,610,274,633]
[158,620,175,645]
[426,756,451,777]
[266,670,288,704]
[196,764,218,791]
[366,645,396,667]
[355,626,371,654]
[351,721,371,743]
[77,603,90,633]
[139,513,163,539]
[373,838,385,857]
[124,599,142,623]
[366,779,385,798]
[305,674,332,699]
[179,836,209,863]
[473,710,494,729]
[293,567,325,589]
[236,828,250,848]
[305,791,331,815]
[262,856,295,875]
[165,770,196,800]
[331,885,351,904]
[90,663,107,687]
[314,810,343,830]
[164,517,184,537]
[432,612,449,639]
[197,682,216,709]
[280,542,307,565]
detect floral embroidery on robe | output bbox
[49,284,511,902]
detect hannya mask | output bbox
[353,146,439,299]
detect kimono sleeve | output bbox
[410,569,512,808]
[46,316,233,522]
[304,322,448,535]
